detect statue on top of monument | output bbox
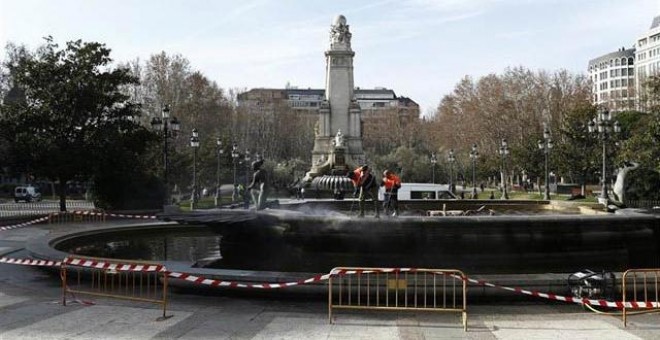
[330,15,351,46]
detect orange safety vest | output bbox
[351,168,362,186]
[354,168,375,188]
[383,174,401,191]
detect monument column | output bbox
[305,14,365,183]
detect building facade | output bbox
[237,87,419,118]
[635,15,660,109]
[588,48,636,111]
[588,15,660,111]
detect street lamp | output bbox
[150,104,180,205]
[189,128,200,210]
[244,149,251,209]
[587,108,621,204]
[231,143,240,202]
[215,138,224,208]
[498,139,509,200]
[430,153,437,184]
[447,149,455,195]
[469,144,479,199]
[538,124,553,200]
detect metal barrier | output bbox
[0,201,96,218]
[60,256,170,320]
[328,267,467,331]
[622,269,660,327]
[49,211,105,224]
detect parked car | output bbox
[14,186,42,203]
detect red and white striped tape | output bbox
[62,257,165,272]
[465,277,660,309]
[64,211,156,220]
[0,211,157,232]
[0,257,61,267]
[166,271,332,289]
[0,216,50,231]
[2,256,660,310]
[103,212,156,219]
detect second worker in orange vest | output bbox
[381,169,401,217]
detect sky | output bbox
[1,0,659,116]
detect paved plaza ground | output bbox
[1,217,660,339]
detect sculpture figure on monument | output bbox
[334,129,344,147]
[330,15,351,45]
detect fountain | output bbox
[27,15,660,294]
[47,207,660,276]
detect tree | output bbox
[0,38,152,211]
[617,76,660,171]
[554,103,599,195]
[431,67,592,186]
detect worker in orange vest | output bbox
[382,169,402,217]
[347,165,379,218]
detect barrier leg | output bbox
[60,265,67,306]
[328,276,333,324]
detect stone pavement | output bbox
[1,221,660,339]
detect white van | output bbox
[14,186,42,203]
[378,183,457,200]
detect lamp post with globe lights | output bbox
[469,144,479,199]
[447,149,455,195]
[430,153,437,184]
[538,124,553,200]
[231,143,240,202]
[243,149,251,209]
[587,108,621,204]
[215,138,225,207]
[498,139,509,200]
[150,104,180,205]
[189,128,200,210]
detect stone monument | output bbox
[304,15,365,191]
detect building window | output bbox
[622,79,628,87]
[628,57,634,65]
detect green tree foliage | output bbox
[617,76,660,171]
[554,102,599,193]
[0,38,155,210]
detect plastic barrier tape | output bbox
[0,211,157,232]
[3,257,660,310]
